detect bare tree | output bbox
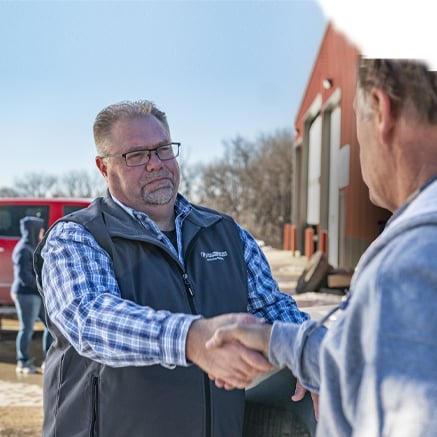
[197,136,254,218]
[249,130,293,247]
[5,170,106,198]
[56,170,106,198]
[0,187,20,197]
[178,153,201,202]
[196,129,293,248]
[13,173,58,197]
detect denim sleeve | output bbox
[269,320,326,393]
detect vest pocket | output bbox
[90,376,99,437]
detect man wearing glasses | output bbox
[34,100,310,436]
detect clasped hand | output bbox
[186,313,273,390]
[201,313,319,419]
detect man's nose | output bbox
[145,150,163,169]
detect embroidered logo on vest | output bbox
[200,251,228,261]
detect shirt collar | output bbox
[110,192,192,225]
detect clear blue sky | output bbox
[0,1,327,189]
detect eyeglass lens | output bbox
[125,143,179,167]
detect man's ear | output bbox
[95,156,108,178]
[370,88,395,145]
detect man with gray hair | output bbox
[35,99,310,436]
[207,58,437,436]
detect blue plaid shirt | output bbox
[41,194,308,368]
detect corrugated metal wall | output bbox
[292,23,391,269]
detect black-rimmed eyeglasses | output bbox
[103,142,181,167]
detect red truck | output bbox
[0,197,90,305]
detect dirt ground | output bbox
[0,327,44,437]
[0,407,43,437]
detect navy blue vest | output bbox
[35,195,248,437]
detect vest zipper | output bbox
[181,271,212,436]
[203,373,212,436]
[91,376,99,437]
[182,272,197,314]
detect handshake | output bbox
[187,313,273,390]
[186,313,318,416]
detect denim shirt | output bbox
[269,178,437,436]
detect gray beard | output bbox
[141,184,175,206]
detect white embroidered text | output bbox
[200,251,228,261]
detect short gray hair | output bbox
[93,100,170,155]
[357,58,437,124]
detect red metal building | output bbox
[291,23,391,270]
